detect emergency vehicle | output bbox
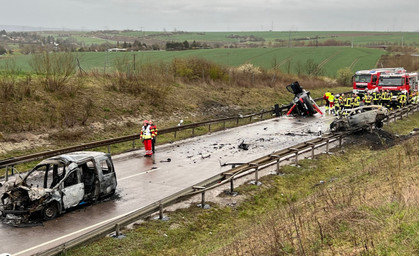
[377,72,419,99]
[352,67,405,94]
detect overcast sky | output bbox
[1,0,418,32]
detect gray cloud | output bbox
[1,0,417,31]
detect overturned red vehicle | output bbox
[286,81,323,117]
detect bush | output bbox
[172,57,229,82]
[336,67,353,86]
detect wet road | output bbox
[0,112,335,255]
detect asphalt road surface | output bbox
[1,112,336,255]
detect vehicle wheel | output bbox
[43,202,58,220]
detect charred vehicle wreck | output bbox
[0,151,117,226]
[330,105,389,132]
[286,81,323,116]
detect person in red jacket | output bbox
[149,120,158,154]
[140,120,153,157]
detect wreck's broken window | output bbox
[64,170,79,187]
[26,165,48,188]
[24,163,66,189]
[100,159,112,175]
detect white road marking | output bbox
[119,168,159,181]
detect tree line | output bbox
[166,40,209,50]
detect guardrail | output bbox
[1,92,351,176]
[19,102,419,256]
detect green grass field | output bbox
[1,47,384,77]
[116,31,419,46]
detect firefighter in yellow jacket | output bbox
[328,93,335,115]
[140,120,153,157]
[323,91,332,112]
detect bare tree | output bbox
[29,51,77,91]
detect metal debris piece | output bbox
[220,162,245,167]
[238,140,249,150]
[201,154,211,159]
[160,158,171,163]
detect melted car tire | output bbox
[43,202,58,220]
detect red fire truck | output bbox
[352,67,405,94]
[377,72,419,97]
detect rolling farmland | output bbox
[1,47,385,77]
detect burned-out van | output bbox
[0,151,117,226]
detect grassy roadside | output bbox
[66,110,419,256]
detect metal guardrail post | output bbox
[339,136,342,148]
[107,145,111,154]
[208,124,211,132]
[270,155,281,174]
[159,202,164,220]
[192,128,195,136]
[223,121,226,130]
[115,223,120,237]
[236,118,239,125]
[249,116,252,122]
[174,131,177,138]
[201,191,205,207]
[249,163,259,184]
[5,166,8,182]
[312,144,315,159]
[132,140,135,149]
[230,179,234,193]
[305,143,315,159]
[290,148,299,165]
[192,186,207,208]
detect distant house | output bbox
[107,48,127,52]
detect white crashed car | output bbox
[330,105,389,132]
